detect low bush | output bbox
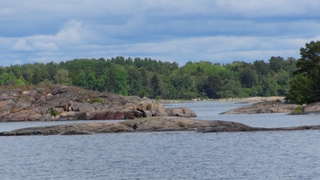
[50,109,60,116]
[10,108,21,113]
[89,98,103,104]
[293,106,303,114]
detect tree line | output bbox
[0,55,299,100]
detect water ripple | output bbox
[1,131,320,179]
[1,102,320,179]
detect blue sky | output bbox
[1,0,320,67]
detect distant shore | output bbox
[215,96,285,103]
[159,96,285,104]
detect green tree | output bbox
[269,56,284,73]
[21,64,34,85]
[46,61,58,82]
[107,65,128,95]
[287,74,313,104]
[139,68,148,87]
[261,74,279,96]
[126,66,143,95]
[95,77,106,92]
[221,80,247,98]
[33,63,49,84]
[254,60,270,75]
[239,67,257,88]
[87,72,97,90]
[286,40,320,104]
[76,73,88,88]
[203,74,223,99]
[150,74,160,98]
[54,69,70,84]
[171,75,195,99]
[0,72,17,85]
[15,76,26,85]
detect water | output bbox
[165,101,320,128]
[1,101,320,179]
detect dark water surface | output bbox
[1,101,320,179]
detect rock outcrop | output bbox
[220,101,299,114]
[303,102,320,114]
[1,116,320,136]
[0,122,133,136]
[166,107,197,117]
[0,85,196,122]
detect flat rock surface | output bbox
[303,102,320,114]
[1,116,320,136]
[220,101,299,114]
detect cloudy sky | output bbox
[1,0,320,67]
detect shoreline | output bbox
[160,96,285,104]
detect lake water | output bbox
[1,101,320,179]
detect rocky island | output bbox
[1,116,320,136]
[220,100,299,114]
[220,100,320,115]
[1,85,320,136]
[0,85,196,122]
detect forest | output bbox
[0,40,319,103]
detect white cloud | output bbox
[47,35,312,65]
[1,0,320,67]
[55,20,83,44]
[32,42,59,51]
[0,33,316,67]
[25,20,86,44]
[10,39,59,52]
[11,39,33,51]
[7,20,89,51]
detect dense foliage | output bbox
[286,40,320,104]
[0,56,297,99]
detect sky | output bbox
[1,0,320,67]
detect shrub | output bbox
[138,90,147,98]
[89,98,103,104]
[50,109,60,117]
[293,106,303,114]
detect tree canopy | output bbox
[286,40,320,104]
[0,55,299,100]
